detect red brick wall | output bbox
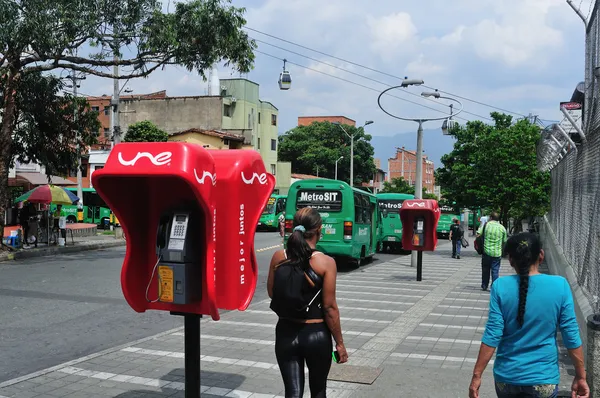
[388,148,435,193]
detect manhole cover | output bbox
[327,364,383,385]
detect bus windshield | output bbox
[262,197,276,214]
[262,203,275,214]
[379,199,404,214]
[296,189,342,211]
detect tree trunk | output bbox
[0,70,20,247]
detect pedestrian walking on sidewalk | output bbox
[449,217,463,259]
[477,212,507,291]
[268,207,348,398]
[468,232,589,398]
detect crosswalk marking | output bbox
[405,336,481,345]
[337,278,438,287]
[419,323,485,331]
[58,366,286,397]
[242,310,392,324]
[337,297,416,305]
[336,283,432,293]
[205,320,377,337]
[390,353,493,364]
[337,290,424,299]
[437,304,488,311]
[429,313,488,320]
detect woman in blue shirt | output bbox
[469,232,589,398]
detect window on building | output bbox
[104,106,110,116]
[271,139,276,151]
[223,104,231,117]
[223,139,230,146]
[271,114,277,126]
[258,112,261,124]
[270,164,276,175]
[91,106,100,112]
[257,138,261,150]
[103,128,110,136]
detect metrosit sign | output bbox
[91,143,275,321]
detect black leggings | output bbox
[275,319,333,398]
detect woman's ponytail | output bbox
[285,208,322,269]
[504,232,541,328]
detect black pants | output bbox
[275,319,333,398]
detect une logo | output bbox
[241,172,267,185]
[118,151,172,166]
[406,202,426,208]
[194,169,217,186]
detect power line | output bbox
[254,49,474,123]
[253,37,492,121]
[245,26,528,118]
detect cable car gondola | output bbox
[278,59,291,90]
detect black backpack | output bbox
[270,259,323,318]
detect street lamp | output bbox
[378,81,463,270]
[335,156,344,180]
[333,120,374,186]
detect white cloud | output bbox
[366,12,418,59]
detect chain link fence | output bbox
[546,1,600,313]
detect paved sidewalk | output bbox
[0,234,126,262]
[0,240,576,397]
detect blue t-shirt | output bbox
[482,274,582,386]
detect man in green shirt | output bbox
[476,212,507,291]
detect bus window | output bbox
[296,190,342,211]
[276,198,285,214]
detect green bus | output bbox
[50,188,112,228]
[376,193,415,253]
[437,205,460,238]
[257,194,287,231]
[284,179,378,266]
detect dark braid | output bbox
[504,232,542,328]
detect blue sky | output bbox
[80,0,590,168]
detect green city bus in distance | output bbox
[376,192,415,253]
[50,187,112,228]
[437,205,460,238]
[257,194,287,231]
[284,179,378,266]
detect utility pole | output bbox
[67,71,86,213]
[112,60,121,145]
[112,33,121,146]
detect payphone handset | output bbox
[148,205,203,305]
[412,216,425,247]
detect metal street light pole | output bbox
[378,82,463,271]
[335,156,344,180]
[334,120,373,186]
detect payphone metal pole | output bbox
[184,313,201,398]
[416,251,423,281]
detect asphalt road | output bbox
[0,231,410,382]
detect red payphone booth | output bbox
[400,199,440,281]
[91,142,274,396]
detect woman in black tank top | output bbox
[268,207,348,398]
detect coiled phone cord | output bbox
[145,255,163,303]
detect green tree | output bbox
[0,0,255,238]
[7,72,101,178]
[124,121,168,142]
[381,177,438,199]
[277,121,376,186]
[435,112,550,225]
[381,177,414,194]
